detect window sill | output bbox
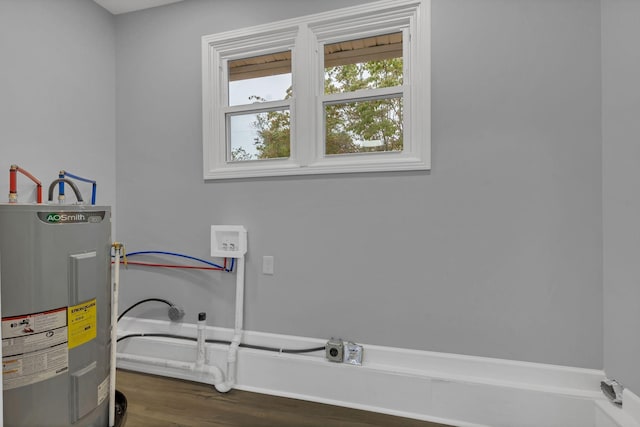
[204,156,430,180]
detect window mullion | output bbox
[290,24,315,167]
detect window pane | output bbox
[325,97,402,155]
[228,51,292,106]
[228,109,290,161]
[324,32,403,95]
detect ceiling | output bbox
[93,0,184,15]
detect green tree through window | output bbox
[243,56,403,160]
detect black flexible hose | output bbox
[48,178,84,203]
[242,343,327,354]
[117,298,174,322]
[116,333,326,354]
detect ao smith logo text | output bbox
[37,211,106,224]
[46,213,85,223]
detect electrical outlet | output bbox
[211,225,247,257]
[325,338,363,365]
[325,338,344,362]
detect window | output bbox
[227,51,292,161]
[323,33,404,156]
[202,0,430,179]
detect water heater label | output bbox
[2,342,69,390]
[98,376,110,406]
[37,211,106,224]
[2,308,70,390]
[68,299,97,349]
[2,307,67,338]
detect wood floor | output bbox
[116,370,452,427]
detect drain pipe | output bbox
[215,255,245,393]
[116,310,227,389]
[116,352,225,383]
[115,254,245,393]
[196,312,207,368]
[109,243,123,427]
[117,311,226,386]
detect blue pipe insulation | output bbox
[59,171,97,205]
[64,171,96,184]
[58,172,65,197]
[123,251,232,270]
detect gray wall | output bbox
[115,0,603,369]
[0,0,116,214]
[602,0,640,394]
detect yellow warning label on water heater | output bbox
[67,299,97,349]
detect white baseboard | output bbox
[116,317,616,427]
[624,389,640,425]
[593,381,640,427]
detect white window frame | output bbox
[202,0,430,180]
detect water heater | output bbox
[0,204,111,426]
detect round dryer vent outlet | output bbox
[168,305,185,322]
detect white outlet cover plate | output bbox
[262,256,274,275]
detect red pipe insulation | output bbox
[9,165,43,204]
[110,260,224,271]
[9,166,17,202]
